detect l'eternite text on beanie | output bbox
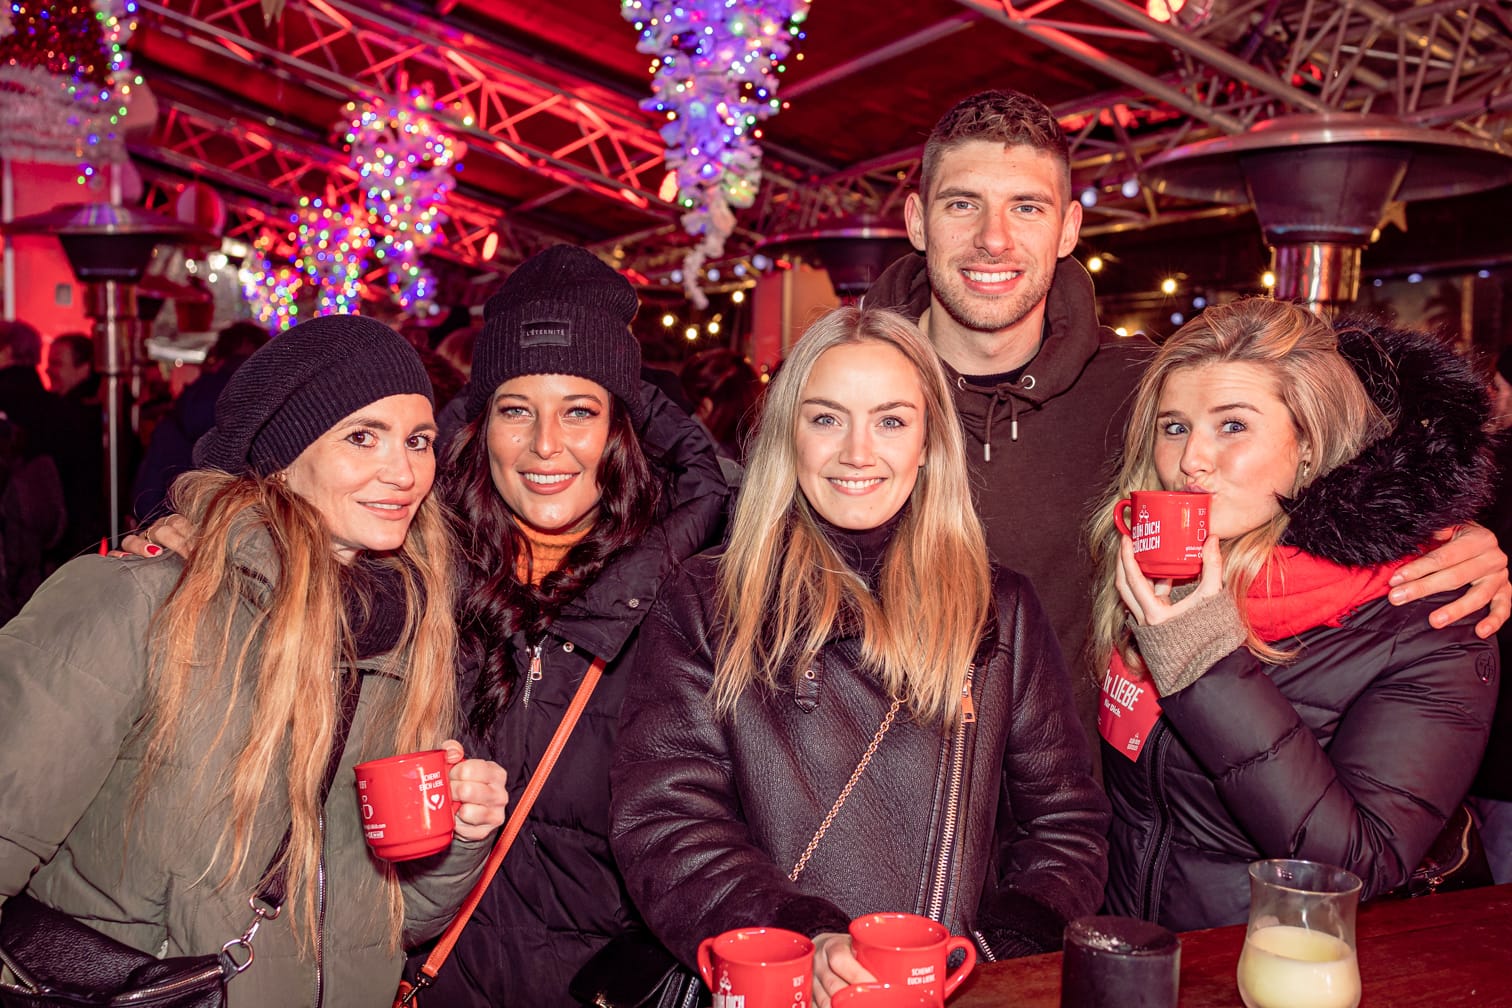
[194,314,433,477]
[467,245,644,424]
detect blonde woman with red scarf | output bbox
[1088,298,1499,931]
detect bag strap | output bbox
[399,656,606,1005]
[219,672,366,975]
[788,695,903,883]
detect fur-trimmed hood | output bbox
[1281,317,1494,566]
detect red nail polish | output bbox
[146,544,162,557]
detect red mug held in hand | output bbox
[848,913,976,1006]
[353,749,454,861]
[697,927,814,1008]
[1114,490,1211,578]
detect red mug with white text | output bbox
[1114,490,1211,578]
[697,927,813,1008]
[353,749,454,861]
[848,913,976,1006]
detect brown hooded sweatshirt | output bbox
[866,252,1154,750]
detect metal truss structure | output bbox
[754,0,1512,241]
[130,0,1512,287]
[132,93,565,269]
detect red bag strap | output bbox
[397,656,606,1006]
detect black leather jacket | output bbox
[1103,318,1499,930]
[611,558,1109,966]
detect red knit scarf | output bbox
[1245,546,1411,643]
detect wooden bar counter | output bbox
[952,883,1512,1007]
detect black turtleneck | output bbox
[813,508,907,591]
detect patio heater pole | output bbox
[1,203,205,544]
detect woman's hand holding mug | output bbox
[1116,533,1225,629]
[813,932,876,1007]
[440,739,509,842]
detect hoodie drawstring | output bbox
[978,388,1022,462]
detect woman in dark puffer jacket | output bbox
[415,246,730,1007]
[1088,298,1498,931]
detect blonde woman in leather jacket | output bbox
[612,306,1108,1007]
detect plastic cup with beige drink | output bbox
[1237,859,1362,1008]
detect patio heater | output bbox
[759,217,914,300]
[1142,115,1512,309]
[2,203,205,543]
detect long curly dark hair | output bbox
[444,398,662,737]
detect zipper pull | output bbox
[521,642,544,707]
[960,672,976,724]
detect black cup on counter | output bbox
[1060,914,1180,1008]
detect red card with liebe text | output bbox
[1099,652,1163,761]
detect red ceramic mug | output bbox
[1113,490,1211,578]
[697,927,814,1008]
[353,749,454,861]
[832,983,938,1007]
[848,913,977,1005]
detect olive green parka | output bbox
[0,548,489,1007]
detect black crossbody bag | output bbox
[0,676,364,1008]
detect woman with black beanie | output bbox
[416,245,730,1006]
[0,314,510,1006]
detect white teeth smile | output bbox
[365,502,404,510]
[963,268,1020,283]
[831,478,882,489]
[524,473,573,485]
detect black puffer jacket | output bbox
[611,558,1109,966]
[1103,320,1499,930]
[420,386,729,1007]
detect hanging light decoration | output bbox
[621,0,811,308]
[240,241,304,333]
[0,0,141,184]
[342,88,464,314]
[291,196,370,317]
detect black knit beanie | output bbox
[467,245,644,424]
[194,314,434,476]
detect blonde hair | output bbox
[140,469,457,950]
[713,307,992,727]
[1088,298,1389,675]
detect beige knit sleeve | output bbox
[1131,592,1248,696]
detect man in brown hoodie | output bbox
[866,89,1509,759]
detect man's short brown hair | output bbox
[921,90,1071,197]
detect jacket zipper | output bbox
[521,641,544,707]
[313,809,327,1008]
[1137,726,1174,920]
[926,666,976,922]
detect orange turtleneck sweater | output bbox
[515,524,592,586]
